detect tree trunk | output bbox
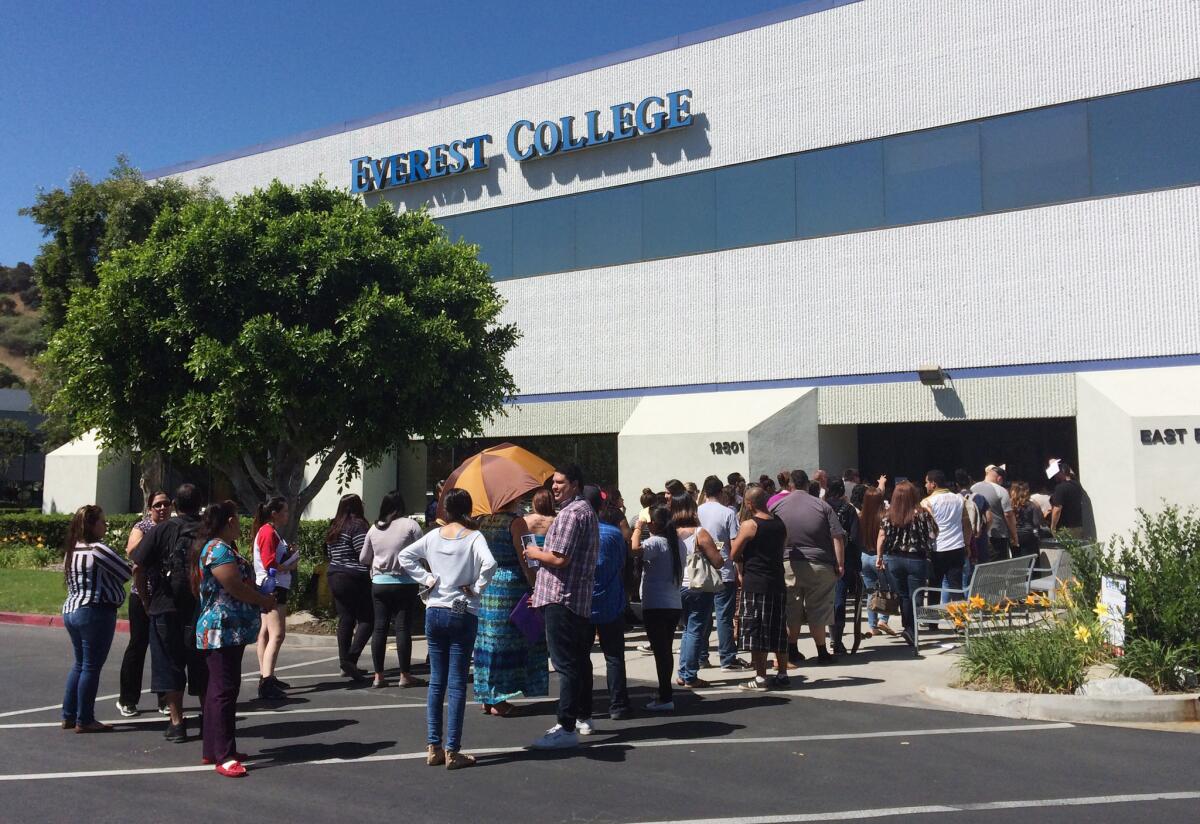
[138,451,166,508]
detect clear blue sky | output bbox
[0,0,802,265]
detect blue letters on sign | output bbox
[350,90,697,191]
[351,134,494,194]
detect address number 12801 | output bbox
[709,441,745,455]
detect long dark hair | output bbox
[190,500,239,596]
[860,487,884,549]
[887,481,921,529]
[252,496,287,536]
[648,505,682,586]
[63,505,105,585]
[325,493,366,545]
[668,492,699,529]
[376,490,408,530]
[442,488,475,529]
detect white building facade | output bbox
[105,0,1200,537]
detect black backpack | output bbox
[165,518,200,605]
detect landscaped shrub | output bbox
[1116,637,1200,693]
[955,585,1112,694]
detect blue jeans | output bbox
[884,555,928,640]
[701,582,739,666]
[62,604,118,725]
[860,551,895,629]
[678,589,715,683]
[425,607,478,752]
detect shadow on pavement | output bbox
[239,718,359,739]
[254,739,395,766]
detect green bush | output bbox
[1107,506,1200,650]
[955,588,1111,694]
[0,314,45,356]
[0,511,335,614]
[1116,637,1200,693]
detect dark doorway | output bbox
[857,418,1077,491]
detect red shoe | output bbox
[214,760,247,778]
[202,752,248,765]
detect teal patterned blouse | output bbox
[195,540,262,650]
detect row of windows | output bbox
[438,79,1200,281]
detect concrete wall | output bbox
[1076,367,1200,542]
[300,443,428,521]
[164,1,1200,221]
[42,432,130,515]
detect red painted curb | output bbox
[0,611,130,633]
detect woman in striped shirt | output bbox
[61,505,131,732]
[325,494,372,681]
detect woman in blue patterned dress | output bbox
[473,497,549,716]
[191,500,276,777]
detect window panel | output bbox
[642,173,716,258]
[574,185,643,268]
[440,209,513,280]
[884,123,982,224]
[1089,81,1200,195]
[714,156,796,249]
[796,140,885,238]
[512,198,575,276]
[981,103,1090,211]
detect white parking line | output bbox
[0,722,1071,780]
[0,654,341,719]
[624,791,1200,823]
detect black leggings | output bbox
[642,608,682,703]
[371,583,419,675]
[118,593,150,707]
[328,570,372,668]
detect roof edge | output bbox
[145,0,862,180]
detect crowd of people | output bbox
[55,456,1086,776]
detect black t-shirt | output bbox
[1050,479,1084,529]
[828,497,862,573]
[129,514,201,616]
[741,515,787,594]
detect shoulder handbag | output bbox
[686,539,723,592]
[868,584,901,616]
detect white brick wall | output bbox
[165,0,1200,220]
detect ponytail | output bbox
[650,505,682,586]
[63,505,105,587]
[252,496,287,537]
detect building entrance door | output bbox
[856,418,1077,491]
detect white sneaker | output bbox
[739,676,768,692]
[576,718,594,736]
[530,724,580,750]
[115,701,138,718]
[645,699,675,712]
[637,642,653,655]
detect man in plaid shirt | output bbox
[524,463,600,749]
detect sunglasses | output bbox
[151,501,172,509]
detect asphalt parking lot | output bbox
[1,623,1198,824]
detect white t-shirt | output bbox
[923,490,965,552]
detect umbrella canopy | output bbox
[437,443,556,519]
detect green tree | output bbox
[20,157,210,331]
[0,364,23,389]
[43,179,519,538]
[0,419,35,470]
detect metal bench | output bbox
[912,555,1036,651]
[1030,547,1073,601]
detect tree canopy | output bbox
[20,156,209,331]
[43,178,519,534]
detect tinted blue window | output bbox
[512,199,574,276]
[796,140,884,238]
[981,103,1090,211]
[440,209,512,280]
[714,157,796,249]
[574,185,643,268]
[1089,81,1200,195]
[642,173,716,258]
[884,124,982,224]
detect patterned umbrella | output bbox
[437,443,556,519]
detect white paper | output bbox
[520,533,541,568]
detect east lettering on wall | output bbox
[349,90,694,194]
[1139,427,1200,445]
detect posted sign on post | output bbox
[1100,575,1128,649]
